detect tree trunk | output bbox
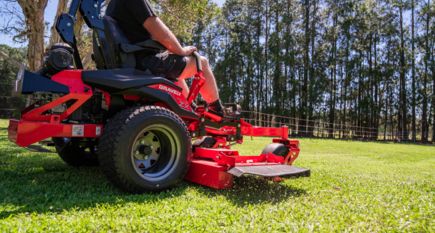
[49,0,69,46]
[300,0,310,137]
[357,52,362,138]
[343,27,350,139]
[432,52,435,142]
[411,0,417,142]
[273,4,281,114]
[432,9,435,143]
[373,34,379,140]
[308,0,317,137]
[256,4,264,113]
[398,2,408,141]
[264,0,270,110]
[384,80,389,141]
[17,0,49,71]
[421,0,430,142]
[284,0,294,127]
[328,10,337,139]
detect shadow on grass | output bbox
[194,176,307,206]
[0,155,189,219]
[0,151,307,219]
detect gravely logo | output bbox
[158,85,182,96]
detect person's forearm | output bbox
[144,17,184,55]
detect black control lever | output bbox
[192,51,202,72]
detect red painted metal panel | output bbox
[51,70,90,93]
[187,71,205,104]
[184,159,233,189]
[204,112,222,122]
[149,84,193,112]
[241,125,289,139]
[9,119,103,147]
[8,119,18,143]
[194,147,238,166]
[22,70,93,122]
[22,93,92,122]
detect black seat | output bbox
[102,16,136,68]
[82,69,181,93]
[93,16,166,70]
[92,29,110,69]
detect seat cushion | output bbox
[82,68,181,93]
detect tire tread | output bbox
[98,106,190,193]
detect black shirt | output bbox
[106,0,156,43]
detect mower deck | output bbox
[184,160,310,189]
[182,145,310,189]
[227,165,310,178]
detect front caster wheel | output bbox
[261,143,289,157]
[52,138,99,167]
[98,106,191,193]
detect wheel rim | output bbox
[130,124,181,182]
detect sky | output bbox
[0,0,226,48]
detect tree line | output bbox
[0,0,433,142]
[202,0,434,142]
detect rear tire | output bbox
[98,106,191,193]
[52,138,99,167]
[261,143,289,157]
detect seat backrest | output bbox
[92,29,110,69]
[101,16,136,69]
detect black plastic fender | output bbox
[120,87,198,120]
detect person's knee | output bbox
[200,56,209,67]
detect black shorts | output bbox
[137,51,187,80]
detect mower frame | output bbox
[7,0,309,191]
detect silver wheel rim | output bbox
[130,124,181,182]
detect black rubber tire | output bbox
[98,106,191,193]
[261,143,289,157]
[193,137,217,148]
[52,138,99,167]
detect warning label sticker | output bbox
[72,125,85,137]
[96,126,101,136]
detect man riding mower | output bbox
[107,0,232,118]
[7,0,310,193]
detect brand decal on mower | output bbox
[72,125,85,137]
[158,85,182,97]
[96,126,101,136]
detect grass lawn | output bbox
[0,119,433,232]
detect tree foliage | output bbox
[0,45,26,117]
[209,0,434,142]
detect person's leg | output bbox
[138,52,220,103]
[175,79,190,98]
[178,56,219,103]
[142,52,227,116]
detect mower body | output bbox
[7,0,309,192]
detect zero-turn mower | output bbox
[8,0,309,193]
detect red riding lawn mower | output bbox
[8,0,309,193]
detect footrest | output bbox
[227,165,310,178]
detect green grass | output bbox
[0,119,433,232]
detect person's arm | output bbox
[143,17,196,56]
